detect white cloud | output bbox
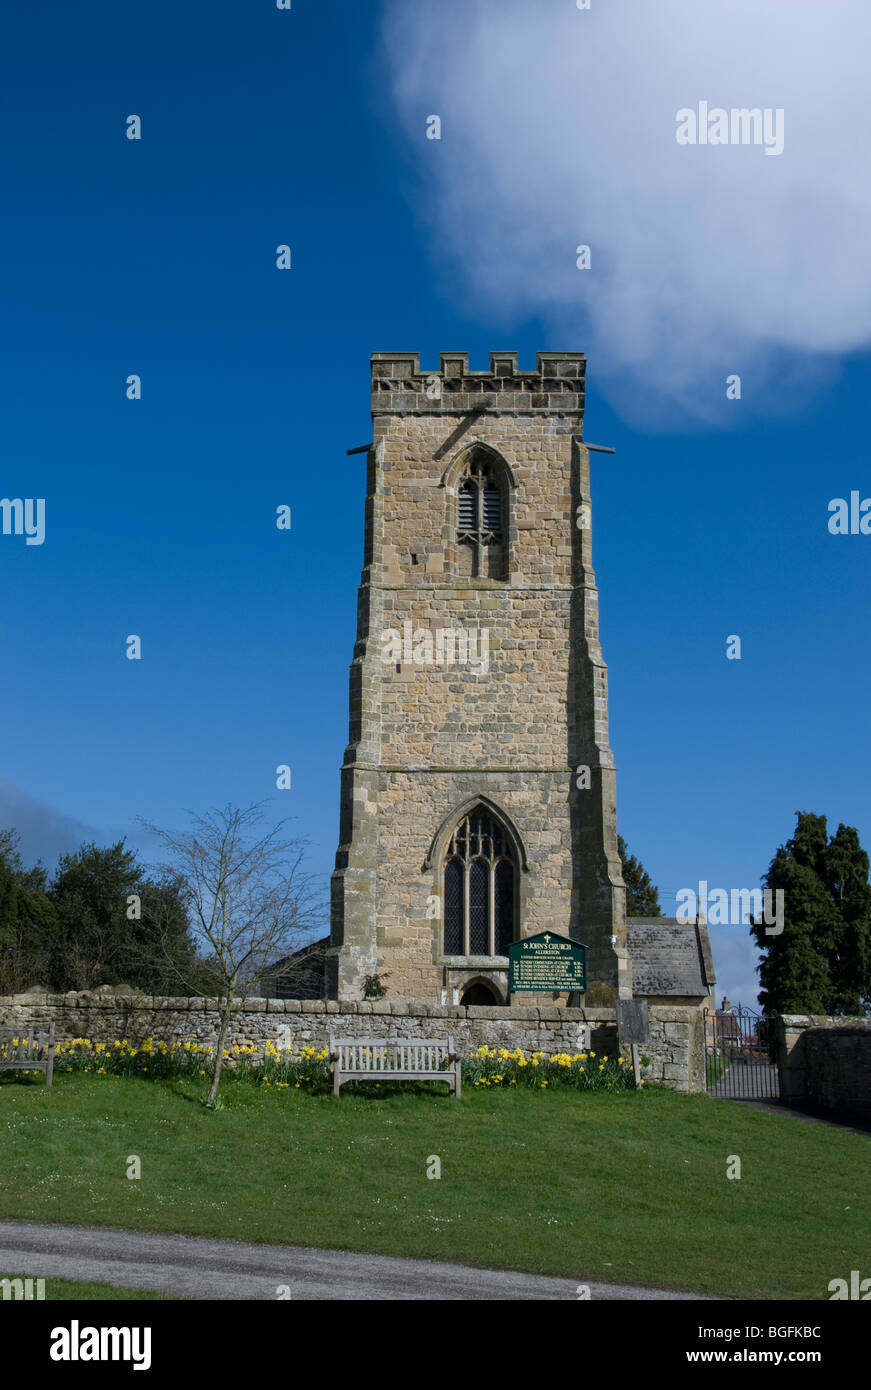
[381,0,871,424]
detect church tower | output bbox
[326,352,631,1006]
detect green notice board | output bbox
[508,932,588,993]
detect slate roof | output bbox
[627,917,715,999]
[259,935,329,999]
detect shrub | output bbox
[362,974,388,1000]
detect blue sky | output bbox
[0,0,868,1006]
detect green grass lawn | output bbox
[0,1272,174,1300]
[1,1071,867,1298]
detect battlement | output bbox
[370,351,586,416]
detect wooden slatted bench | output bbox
[0,1022,55,1086]
[330,1035,461,1097]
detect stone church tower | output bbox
[326,351,631,1006]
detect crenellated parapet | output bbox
[371,351,586,416]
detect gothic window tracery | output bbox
[456,451,507,579]
[442,808,516,956]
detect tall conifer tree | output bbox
[753,812,871,1015]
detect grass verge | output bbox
[0,1271,175,1300]
[1,1071,867,1298]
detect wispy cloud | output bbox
[381,0,871,425]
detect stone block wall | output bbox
[329,351,628,1005]
[0,994,707,1092]
[645,1005,707,1095]
[776,1015,871,1120]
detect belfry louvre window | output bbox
[442,810,516,956]
[458,486,476,531]
[456,453,506,579]
[482,487,501,532]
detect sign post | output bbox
[508,932,588,997]
[616,999,650,1086]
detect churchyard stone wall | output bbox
[776,1015,871,1121]
[0,994,705,1092]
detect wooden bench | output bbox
[0,1022,55,1086]
[330,1035,461,1097]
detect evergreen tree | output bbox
[0,830,59,990]
[48,840,196,992]
[617,835,662,916]
[753,812,871,1015]
[0,833,21,950]
[49,841,140,989]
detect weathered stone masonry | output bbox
[327,352,629,1006]
[0,995,706,1093]
[776,1015,871,1121]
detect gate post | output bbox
[775,1014,810,1107]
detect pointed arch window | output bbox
[456,451,507,579]
[442,808,516,956]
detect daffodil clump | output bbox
[463,1045,643,1091]
[255,1042,332,1091]
[49,1037,332,1090]
[13,1037,644,1095]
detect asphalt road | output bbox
[710,1059,780,1100]
[0,1220,712,1300]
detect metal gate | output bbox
[704,1004,780,1099]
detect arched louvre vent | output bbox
[458,485,476,531]
[482,488,501,534]
[454,451,508,577]
[441,808,517,957]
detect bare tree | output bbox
[139,803,326,1103]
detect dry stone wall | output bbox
[0,994,705,1092]
[777,1015,871,1121]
